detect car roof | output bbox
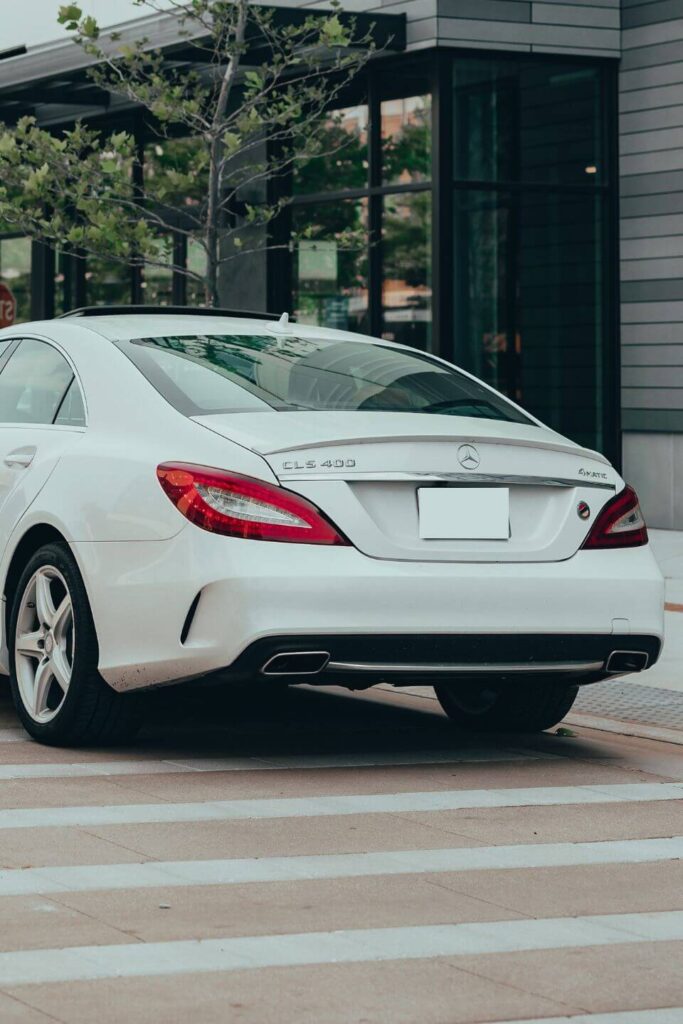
[55,313,380,346]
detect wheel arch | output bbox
[3,524,72,647]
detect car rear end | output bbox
[84,318,663,695]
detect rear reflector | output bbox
[157,463,349,545]
[582,485,648,550]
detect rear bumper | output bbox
[227,632,662,687]
[71,529,665,692]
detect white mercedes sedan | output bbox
[0,307,664,746]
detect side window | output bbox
[0,339,76,425]
[54,379,86,427]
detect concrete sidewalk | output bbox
[636,529,683,695]
[563,528,683,742]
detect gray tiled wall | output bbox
[296,0,621,55]
[620,0,683,525]
[434,0,619,56]
[621,0,683,433]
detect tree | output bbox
[0,0,377,306]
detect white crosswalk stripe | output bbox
[0,835,680,897]
[0,781,680,830]
[1,911,682,987]
[2,682,681,1020]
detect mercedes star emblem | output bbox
[457,444,480,470]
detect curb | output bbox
[565,711,683,747]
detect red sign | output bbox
[0,282,16,328]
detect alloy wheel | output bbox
[14,566,74,724]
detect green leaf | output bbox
[80,15,100,39]
[25,163,50,193]
[57,4,82,26]
[0,134,17,156]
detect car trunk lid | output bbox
[193,411,619,562]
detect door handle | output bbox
[4,447,36,469]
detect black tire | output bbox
[8,542,143,747]
[434,677,578,733]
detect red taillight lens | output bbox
[157,463,349,545]
[582,485,648,550]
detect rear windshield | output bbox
[120,334,533,424]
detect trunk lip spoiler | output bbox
[259,434,609,464]
[276,470,616,491]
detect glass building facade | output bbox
[282,53,616,458]
[0,49,617,461]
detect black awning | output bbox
[0,6,406,126]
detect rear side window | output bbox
[54,378,86,427]
[120,334,532,424]
[0,339,83,425]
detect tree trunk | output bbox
[204,0,249,308]
[205,243,219,308]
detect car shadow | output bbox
[129,680,595,763]
[0,674,606,764]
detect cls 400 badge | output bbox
[281,458,357,471]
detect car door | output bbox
[0,336,86,554]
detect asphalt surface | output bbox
[0,680,681,1024]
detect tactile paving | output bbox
[575,680,683,729]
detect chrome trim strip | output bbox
[325,660,605,675]
[277,471,616,490]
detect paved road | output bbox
[0,681,681,1024]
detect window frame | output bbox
[280,54,434,347]
[443,48,618,465]
[0,335,88,430]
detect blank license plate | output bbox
[418,487,510,540]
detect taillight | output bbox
[582,485,648,550]
[157,463,349,545]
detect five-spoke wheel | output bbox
[9,542,142,746]
[14,566,74,724]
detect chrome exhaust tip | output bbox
[261,651,331,676]
[605,650,649,674]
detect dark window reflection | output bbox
[145,138,208,215]
[454,189,604,451]
[292,200,369,332]
[453,59,603,186]
[292,105,369,195]
[382,193,432,352]
[381,94,431,185]
[143,261,173,306]
[85,255,131,306]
